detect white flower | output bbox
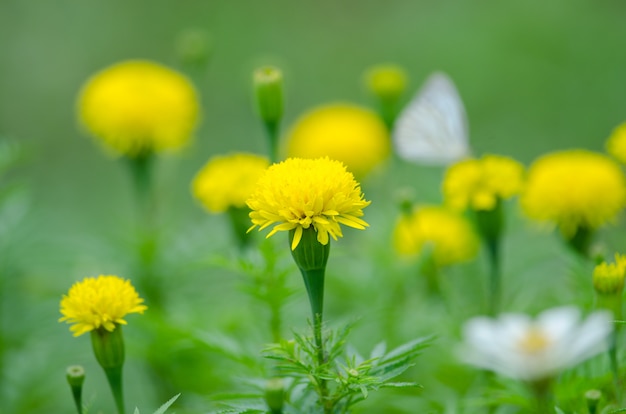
[459,307,613,381]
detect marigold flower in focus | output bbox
[59,275,147,337]
[192,153,269,213]
[78,60,200,157]
[393,205,479,266]
[606,122,626,164]
[521,150,626,238]
[460,307,612,382]
[247,157,370,250]
[285,104,390,178]
[443,154,525,211]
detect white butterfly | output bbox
[393,71,470,165]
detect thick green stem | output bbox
[301,268,326,363]
[104,366,125,414]
[264,120,280,163]
[596,293,623,403]
[530,378,554,414]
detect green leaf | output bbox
[153,393,181,414]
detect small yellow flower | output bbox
[606,122,626,164]
[59,275,147,337]
[593,254,626,295]
[247,157,370,250]
[393,205,479,266]
[443,154,525,211]
[78,60,200,157]
[285,104,390,178]
[192,153,269,213]
[521,150,626,237]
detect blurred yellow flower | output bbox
[521,150,626,237]
[606,122,626,164]
[192,153,269,213]
[285,104,390,178]
[443,154,525,211]
[59,275,147,337]
[364,64,408,101]
[393,205,479,266]
[247,157,370,250]
[78,60,200,157]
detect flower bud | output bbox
[253,66,284,127]
[584,389,602,414]
[66,365,85,414]
[264,377,285,414]
[365,64,407,102]
[593,258,626,296]
[176,28,212,67]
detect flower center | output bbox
[518,326,551,354]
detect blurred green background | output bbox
[2,0,626,412]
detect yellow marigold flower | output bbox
[192,153,269,213]
[393,205,479,266]
[606,122,626,164]
[285,104,390,178]
[247,157,370,250]
[521,150,626,237]
[593,253,626,295]
[78,60,200,157]
[59,275,147,337]
[443,154,525,211]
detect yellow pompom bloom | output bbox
[521,150,626,237]
[247,157,370,250]
[606,122,626,164]
[192,153,269,213]
[285,104,390,178]
[59,275,147,337]
[78,60,200,157]
[443,154,525,211]
[393,206,479,266]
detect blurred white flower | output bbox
[459,307,613,381]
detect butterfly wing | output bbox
[393,72,470,165]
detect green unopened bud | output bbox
[254,66,284,126]
[593,261,625,295]
[91,327,125,370]
[176,28,212,67]
[264,377,285,414]
[66,365,85,414]
[365,64,407,102]
[394,187,415,216]
[584,389,602,414]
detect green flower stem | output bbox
[530,378,554,414]
[289,228,331,413]
[419,251,441,297]
[567,225,593,257]
[264,120,280,163]
[91,327,126,414]
[474,201,503,316]
[227,206,253,250]
[596,293,622,403]
[126,154,163,309]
